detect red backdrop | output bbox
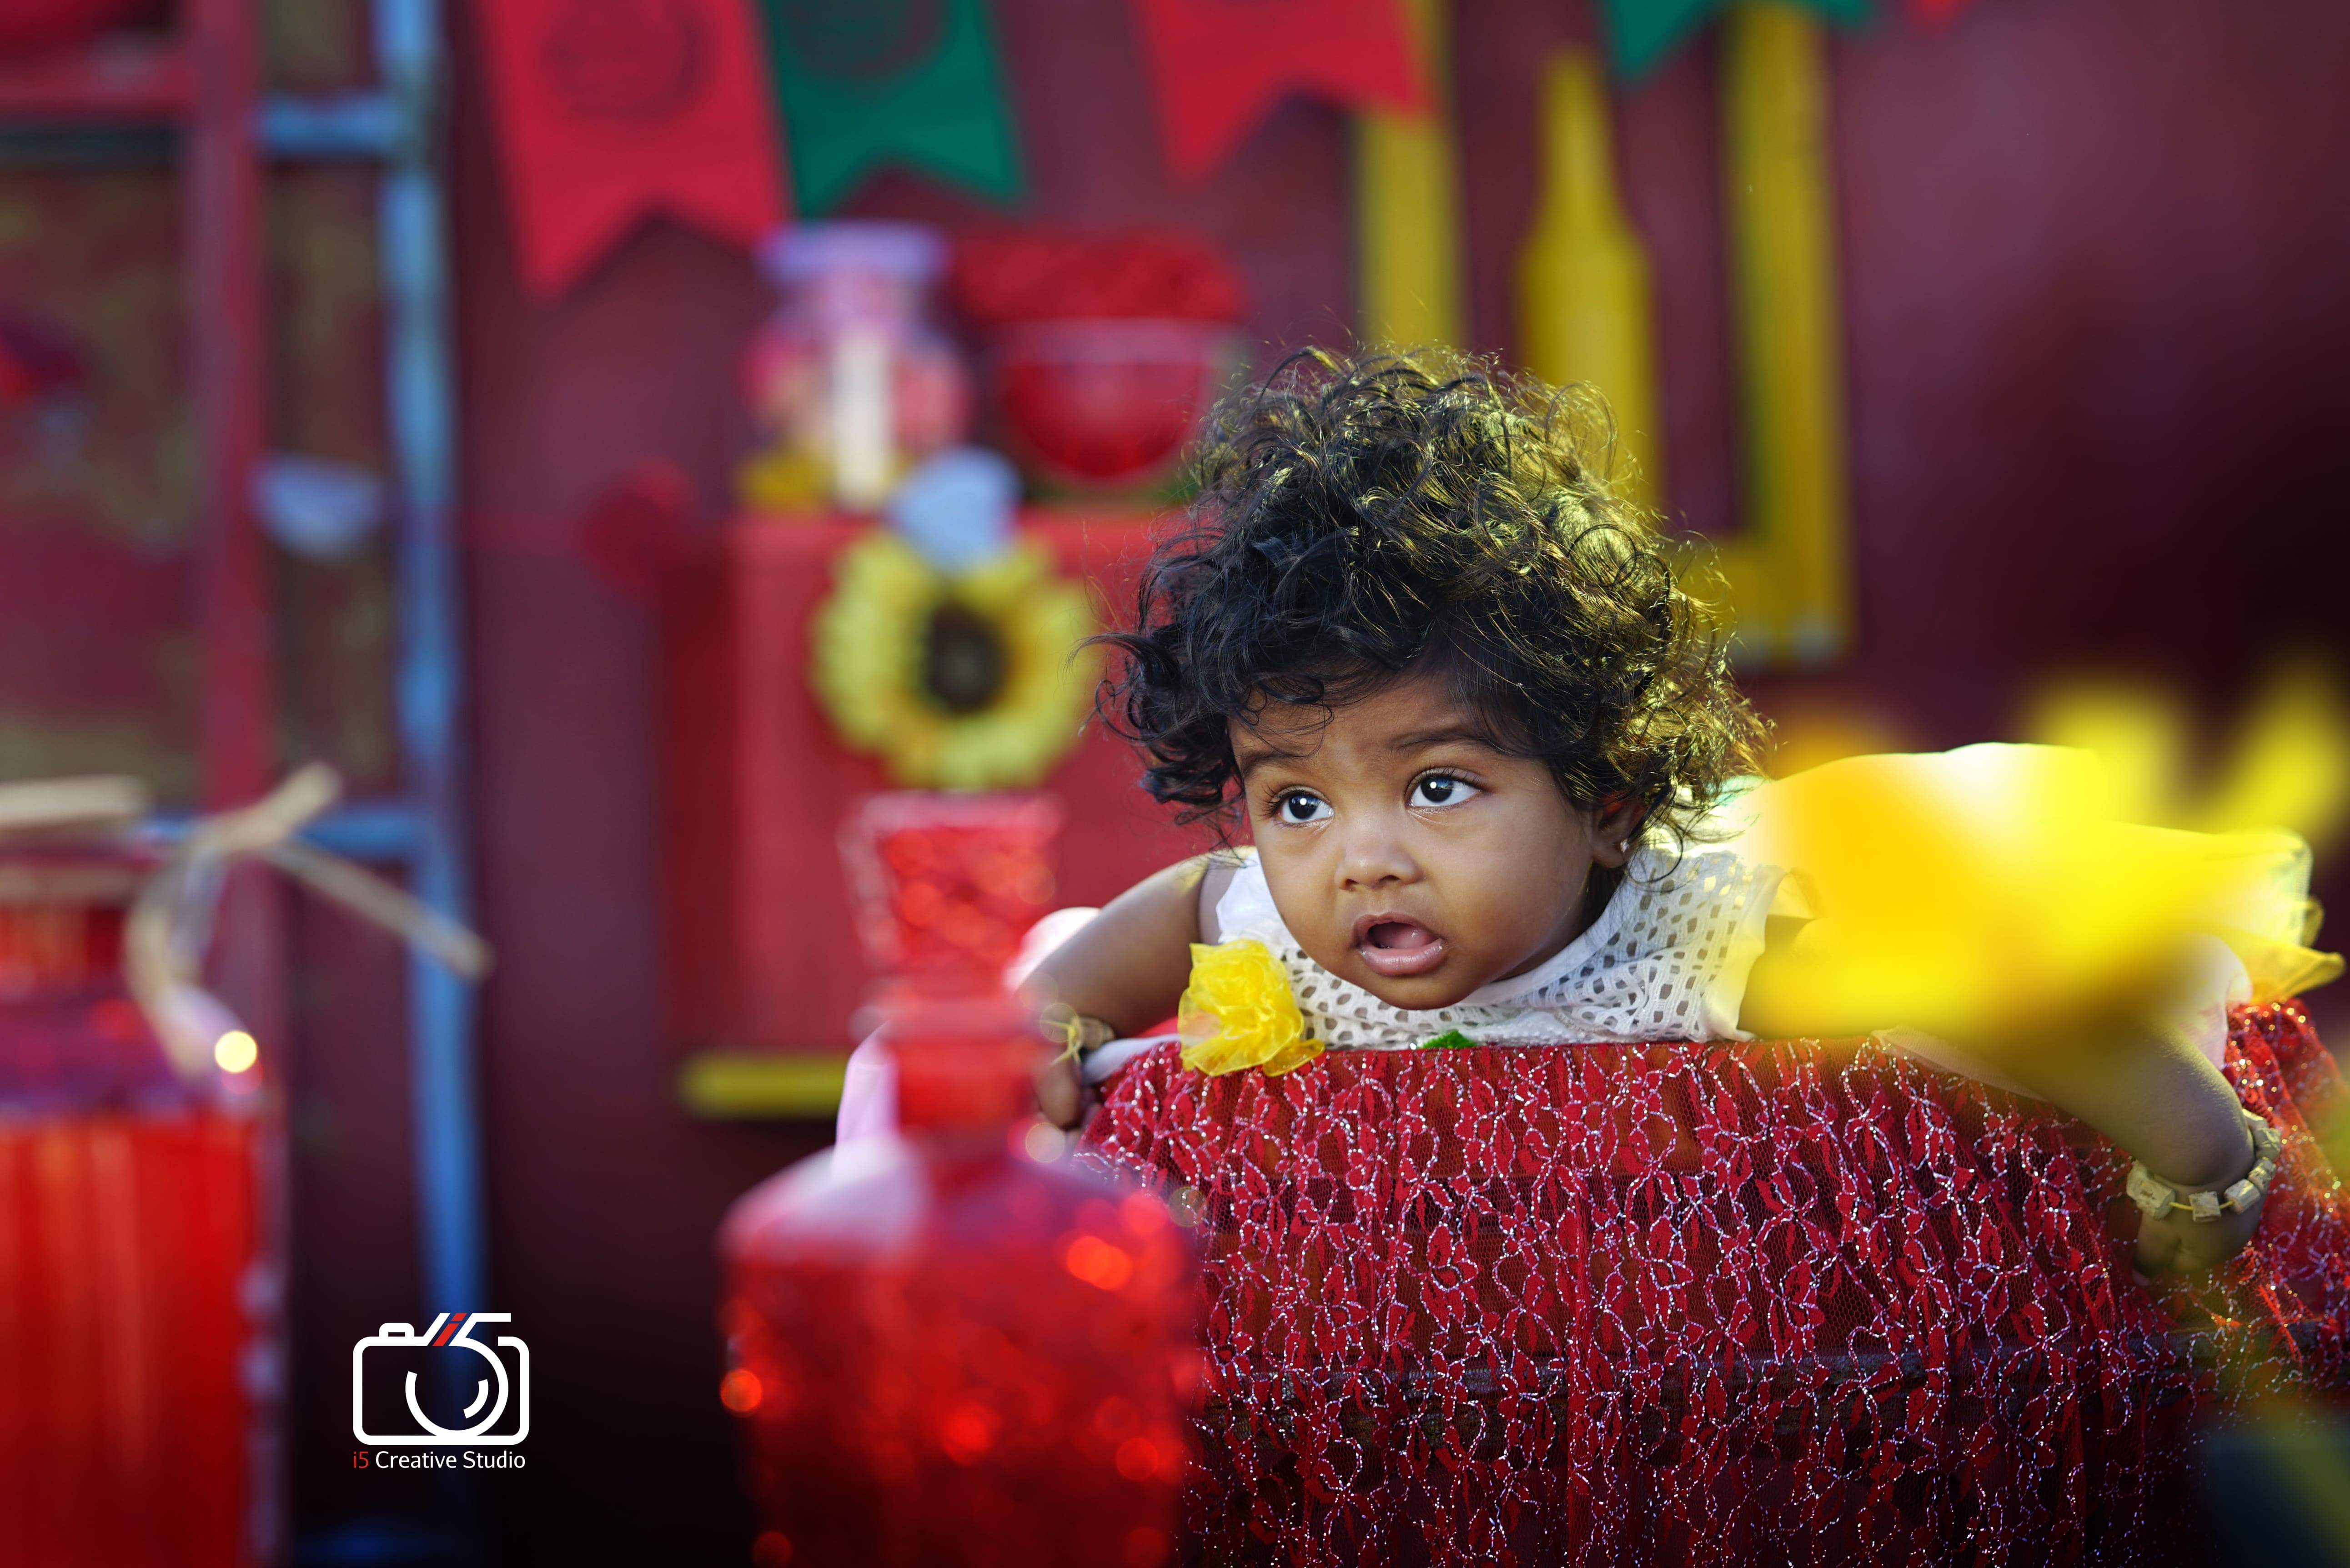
[278,0,2350,1558]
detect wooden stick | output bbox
[0,775,150,835]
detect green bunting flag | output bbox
[1597,0,1873,79]
[758,0,1026,215]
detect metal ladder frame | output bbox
[0,2,482,1555]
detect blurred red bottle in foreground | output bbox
[718,794,1197,1568]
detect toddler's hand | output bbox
[2134,1200,2262,1276]
[1035,1050,1088,1130]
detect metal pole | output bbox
[376,0,486,1340]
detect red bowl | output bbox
[0,0,167,55]
[992,318,1241,487]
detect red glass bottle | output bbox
[719,794,1197,1568]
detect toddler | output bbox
[1028,348,2330,1277]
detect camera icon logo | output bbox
[351,1312,530,1445]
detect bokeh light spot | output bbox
[939,1402,999,1463]
[719,1368,762,1413]
[1063,1233,1134,1291]
[1022,1120,1067,1163]
[213,1030,259,1074]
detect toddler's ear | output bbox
[1588,795,1647,868]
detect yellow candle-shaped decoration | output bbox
[1352,0,1465,348]
[1516,49,1663,516]
[1720,2,1851,664]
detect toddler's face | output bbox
[1230,670,1635,1012]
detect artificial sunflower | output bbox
[811,531,1099,790]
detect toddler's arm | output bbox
[1991,1020,2260,1275]
[1028,855,1240,1127]
[1747,918,2260,1273]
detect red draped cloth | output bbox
[1078,1002,2350,1566]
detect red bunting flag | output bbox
[1907,0,1978,24]
[1126,0,1428,182]
[476,0,788,295]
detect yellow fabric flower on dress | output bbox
[1178,939,1322,1077]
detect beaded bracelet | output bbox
[1038,1003,1116,1065]
[2125,1110,2285,1222]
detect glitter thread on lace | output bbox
[1079,1002,2350,1566]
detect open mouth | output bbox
[1352,914,1447,978]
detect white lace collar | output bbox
[1212,831,1783,1050]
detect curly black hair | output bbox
[1095,347,1767,846]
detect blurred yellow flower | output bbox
[2026,662,2350,850]
[1178,939,1320,1077]
[1739,744,2341,1043]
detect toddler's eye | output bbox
[1410,774,1481,809]
[1275,791,1331,824]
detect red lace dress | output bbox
[1078,1005,2350,1566]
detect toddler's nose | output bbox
[1337,822,1420,890]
